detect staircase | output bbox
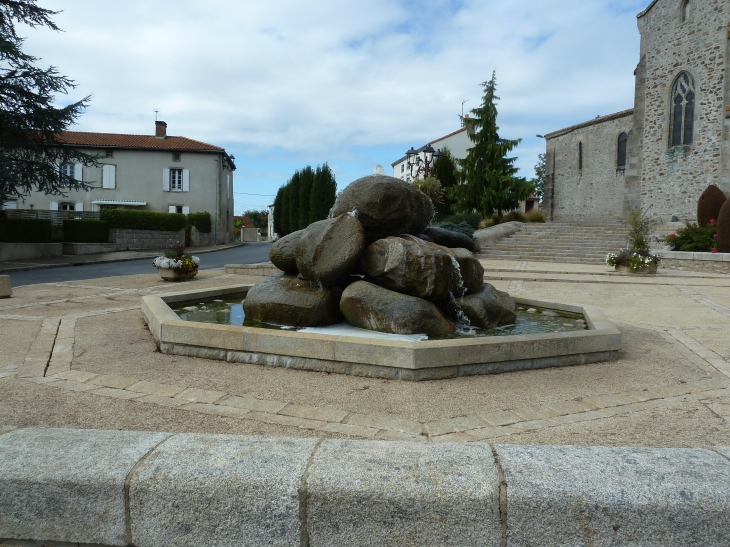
[479,222,632,265]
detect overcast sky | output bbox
[21,0,647,214]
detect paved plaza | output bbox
[1,260,730,447]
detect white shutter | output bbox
[168,205,176,213]
[75,202,84,212]
[50,201,58,211]
[182,206,190,215]
[74,164,83,182]
[92,204,100,212]
[102,165,116,189]
[182,169,190,192]
[163,168,170,191]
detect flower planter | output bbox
[157,267,198,281]
[614,264,658,274]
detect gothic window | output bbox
[670,72,695,147]
[578,142,583,172]
[681,0,690,22]
[617,132,627,170]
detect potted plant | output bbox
[606,210,661,274]
[152,241,200,281]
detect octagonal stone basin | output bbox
[142,284,621,381]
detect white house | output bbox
[391,124,472,182]
[6,121,236,243]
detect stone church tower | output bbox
[543,0,730,222]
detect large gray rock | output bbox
[340,280,455,337]
[472,221,523,250]
[444,283,516,329]
[296,214,366,286]
[269,230,304,274]
[330,174,433,237]
[423,226,478,252]
[440,245,484,295]
[243,273,341,327]
[360,236,455,302]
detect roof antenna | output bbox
[154,108,159,121]
[461,100,469,126]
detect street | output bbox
[8,242,273,287]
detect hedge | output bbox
[187,211,212,234]
[0,219,53,243]
[100,209,187,232]
[63,220,109,243]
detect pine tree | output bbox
[308,163,336,224]
[297,166,314,230]
[450,72,533,221]
[1,0,98,202]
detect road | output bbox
[9,242,273,287]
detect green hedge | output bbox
[63,220,109,243]
[0,219,53,243]
[187,211,212,234]
[100,209,187,232]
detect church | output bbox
[543,0,730,223]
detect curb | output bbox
[0,427,729,546]
[0,242,247,274]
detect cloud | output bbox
[20,0,647,213]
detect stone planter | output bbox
[157,268,198,281]
[614,263,658,274]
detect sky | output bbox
[20,0,648,214]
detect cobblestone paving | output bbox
[1,264,730,445]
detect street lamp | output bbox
[405,144,444,179]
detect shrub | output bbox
[697,185,726,227]
[0,210,6,219]
[438,212,482,230]
[661,222,715,252]
[436,221,475,238]
[100,209,187,232]
[523,209,545,223]
[63,220,109,243]
[500,211,524,223]
[186,211,212,234]
[478,217,495,229]
[627,210,659,253]
[0,218,52,242]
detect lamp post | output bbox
[405,144,444,179]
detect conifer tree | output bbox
[430,146,459,220]
[297,166,314,230]
[272,189,283,236]
[451,72,533,221]
[273,164,336,237]
[308,163,336,224]
[1,0,98,202]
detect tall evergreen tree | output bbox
[297,166,314,230]
[450,72,533,221]
[530,152,546,202]
[273,163,336,237]
[273,188,283,236]
[308,163,336,224]
[430,146,459,220]
[1,0,98,202]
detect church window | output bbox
[681,0,690,22]
[617,132,627,170]
[670,72,695,147]
[578,142,583,172]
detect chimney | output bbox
[155,120,167,139]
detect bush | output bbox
[661,222,715,252]
[436,221,475,238]
[186,211,211,234]
[100,209,187,232]
[500,211,525,223]
[438,212,482,230]
[63,220,109,243]
[0,218,52,242]
[523,209,545,222]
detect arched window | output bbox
[617,132,628,170]
[682,0,690,21]
[59,202,75,211]
[578,142,583,172]
[670,72,695,147]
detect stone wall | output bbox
[657,250,730,274]
[109,228,185,251]
[189,226,212,247]
[635,0,730,221]
[545,111,634,222]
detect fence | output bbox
[5,209,100,226]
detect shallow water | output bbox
[171,293,587,340]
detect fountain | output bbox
[142,175,620,380]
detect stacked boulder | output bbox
[244,174,516,337]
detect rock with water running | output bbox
[269,230,304,274]
[243,273,341,327]
[329,174,433,238]
[360,236,455,302]
[340,280,456,337]
[422,226,478,253]
[437,245,484,295]
[444,283,516,329]
[295,214,366,286]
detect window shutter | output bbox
[50,201,58,211]
[182,169,190,192]
[74,164,83,182]
[163,168,170,191]
[102,165,116,189]
[75,202,84,212]
[168,205,176,213]
[92,204,100,212]
[182,206,190,215]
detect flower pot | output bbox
[157,267,197,281]
[614,264,657,274]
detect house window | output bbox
[170,168,183,190]
[401,164,404,173]
[61,163,74,178]
[617,132,628,171]
[578,142,583,172]
[105,150,114,158]
[172,152,181,162]
[670,72,695,147]
[59,202,75,211]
